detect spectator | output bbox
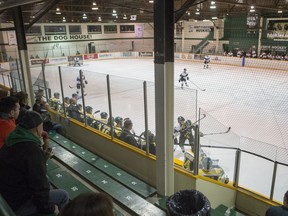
[33,98,63,133]
[119,119,139,147]
[139,130,156,155]
[15,91,51,156]
[85,106,95,126]
[266,191,288,216]
[60,192,114,216]
[0,111,69,215]
[0,96,20,149]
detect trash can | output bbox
[166,189,211,216]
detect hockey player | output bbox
[76,73,88,94]
[73,56,81,67]
[203,55,210,69]
[179,68,189,88]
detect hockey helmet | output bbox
[54,92,60,97]
[115,116,123,124]
[85,106,93,113]
[178,116,185,123]
[184,68,187,71]
[100,112,108,119]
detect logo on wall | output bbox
[7,31,17,45]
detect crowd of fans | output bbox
[223,49,288,60]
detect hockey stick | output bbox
[188,80,206,91]
[202,127,231,136]
[94,110,100,114]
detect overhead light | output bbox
[56,8,60,11]
[187,12,191,15]
[56,11,61,15]
[195,12,200,15]
[250,9,255,12]
[203,19,210,22]
[83,13,87,19]
[211,1,215,5]
[92,7,98,10]
[278,10,283,13]
[149,0,154,3]
[250,6,254,9]
[196,8,199,11]
[113,10,116,13]
[212,16,218,20]
[112,13,117,16]
[93,2,96,5]
[210,5,216,9]
[98,16,102,21]
[63,17,66,22]
[123,14,127,19]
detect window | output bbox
[87,25,102,34]
[120,25,135,33]
[104,25,117,33]
[44,25,66,35]
[26,26,42,35]
[69,25,81,34]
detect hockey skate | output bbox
[185,83,189,87]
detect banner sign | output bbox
[83,54,98,60]
[266,18,288,40]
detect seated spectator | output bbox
[119,119,139,147]
[0,111,69,216]
[63,96,70,113]
[33,98,63,133]
[0,96,20,149]
[227,50,233,57]
[266,190,288,215]
[15,91,51,155]
[60,192,114,216]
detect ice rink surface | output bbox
[38,58,288,149]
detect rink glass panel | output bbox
[109,75,146,138]
[198,108,239,182]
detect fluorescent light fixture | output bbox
[278,10,283,13]
[83,13,87,19]
[211,1,215,5]
[250,5,254,9]
[113,10,116,13]
[249,9,255,12]
[187,12,191,15]
[123,14,127,19]
[210,5,216,9]
[92,7,98,10]
[56,12,61,15]
[212,16,218,20]
[112,13,117,16]
[98,16,102,21]
[196,8,199,11]
[149,0,154,3]
[56,8,60,11]
[93,2,96,5]
[195,12,200,15]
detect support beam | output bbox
[175,0,198,23]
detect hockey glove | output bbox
[85,80,88,84]
[178,79,181,82]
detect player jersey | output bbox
[180,71,189,79]
[204,56,210,63]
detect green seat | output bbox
[49,133,157,198]
[50,143,166,216]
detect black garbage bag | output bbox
[166,189,211,216]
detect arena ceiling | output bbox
[0,0,287,26]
